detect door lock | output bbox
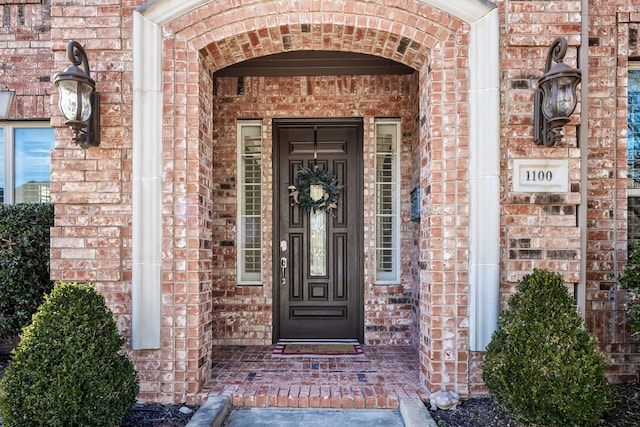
[280,256,288,286]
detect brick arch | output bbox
[197,24,433,73]
[167,0,469,75]
[132,0,500,400]
[179,12,459,74]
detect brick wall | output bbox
[0,0,51,119]
[500,0,582,287]
[590,2,640,382]
[48,0,141,396]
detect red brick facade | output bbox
[0,0,51,119]
[1,0,638,404]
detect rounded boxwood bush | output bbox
[483,269,612,427]
[0,281,139,427]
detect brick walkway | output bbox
[197,345,429,409]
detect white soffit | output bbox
[138,0,212,26]
[420,0,495,23]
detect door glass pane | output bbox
[309,210,327,276]
[14,127,53,203]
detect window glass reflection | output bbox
[628,68,640,250]
[629,70,640,189]
[14,127,54,203]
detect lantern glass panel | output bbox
[57,80,93,123]
[541,76,577,120]
[553,76,577,117]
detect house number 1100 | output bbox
[525,170,553,182]
[513,159,568,193]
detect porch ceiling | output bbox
[213,51,415,77]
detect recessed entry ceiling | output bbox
[213,51,415,77]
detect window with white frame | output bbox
[375,120,400,283]
[0,122,54,204]
[237,120,263,283]
[629,62,640,250]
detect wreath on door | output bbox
[288,165,343,214]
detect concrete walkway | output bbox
[223,407,405,426]
[186,395,439,427]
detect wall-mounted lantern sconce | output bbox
[53,41,100,148]
[0,90,15,120]
[534,37,581,147]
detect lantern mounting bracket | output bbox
[534,37,582,147]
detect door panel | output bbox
[274,119,363,341]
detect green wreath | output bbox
[288,165,343,214]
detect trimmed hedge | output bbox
[0,203,54,339]
[483,269,612,427]
[0,281,139,427]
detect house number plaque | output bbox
[512,159,569,193]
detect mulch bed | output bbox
[119,403,195,426]
[430,381,640,427]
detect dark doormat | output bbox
[272,342,364,357]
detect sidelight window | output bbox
[237,120,263,283]
[375,120,400,283]
[629,63,640,251]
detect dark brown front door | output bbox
[274,118,363,342]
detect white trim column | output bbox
[132,0,215,350]
[467,8,501,351]
[131,12,163,349]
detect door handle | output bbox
[280,256,288,286]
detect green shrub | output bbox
[483,269,612,427]
[0,203,54,339]
[0,281,139,427]
[615,245,640,349]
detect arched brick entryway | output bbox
[132,0,498,403]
